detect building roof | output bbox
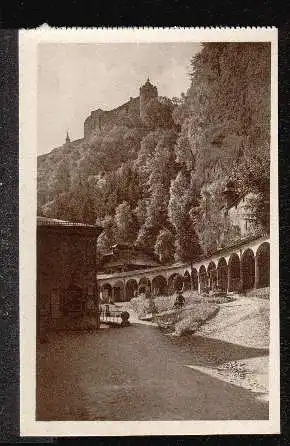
[99,243,160,271]
[103,258,160,268]
[37,216,102,230]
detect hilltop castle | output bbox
[83,78,158,138]
[38,79,159,163]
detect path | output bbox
[37,318,269,421]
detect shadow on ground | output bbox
[163,333,269,367]
[36,324,269,421]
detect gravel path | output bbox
[36,320,268,421]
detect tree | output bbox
[194,182,228,255]
[168,171,201,262]
[147,131,178,189]
[154,229,175,264]
[47,159,71,195]
[134,198,148,227]
[135,129,168,187]
[142,97,175,129]
[136,183,170,253]
[115,201,138,244]
[135,129,177,253]
[173,42,270,240]
[97,215,117,254]
[81,197,96,224]
[116,163,142,207]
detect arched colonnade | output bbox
[99,240,270,302]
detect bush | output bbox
[174,316,201,336]
[130,295,147,318]
[130,294,157,319]
[153,309,180,330]
[154,294,176,312]
[154,302,219,336]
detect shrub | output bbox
[130,294,157,318]
[154,294,176,312]
[153,309,180,330]
[174,316,201,336]
[130,295,147,318]
[155,302,219,336]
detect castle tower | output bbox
[139,78,158,121]
[65,130,70,144]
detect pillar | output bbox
[198,273,201,294]
[254,254,259,289]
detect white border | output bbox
[19,27,279,436]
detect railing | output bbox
[98,305,130,326]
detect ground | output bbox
[196,295,269,398]
[36,296,269,421]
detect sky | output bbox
[37,42,202,155]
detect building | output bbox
[97,234,270,302]
[37,216,103,333]
[84,78,159,137]
[98,243,160,301]
[221,181,262,238]
[139,77,158,121]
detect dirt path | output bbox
[37,320,268,421]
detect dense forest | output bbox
[37,43,270,264]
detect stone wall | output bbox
[37,224,101,332]
[84,97,141,138]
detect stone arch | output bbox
[241,248,255,291]
[138,277,151,294]
[152,275,167,296]
[256,242,270,288]
[183,271,191,291]
[168,273,183,294]
[217,257,228,293]
[199,265,208,293]
[191,268,198,290]
[228,253,241,292]
[125,279,138,301]
[101,283,112,303]
[207,261,217,291]
[112,280,125,302]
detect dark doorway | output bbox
[191,268,198,290]
[125,279,138,300]
[152,275,167,296]
[241,249,255,291]
[207,262,217,291]
[217,257,228,292]
[228,253,241,292]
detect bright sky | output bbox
[37,42,202,155]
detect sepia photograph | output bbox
[19,27,279,436]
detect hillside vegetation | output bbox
[38,43,270,263]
